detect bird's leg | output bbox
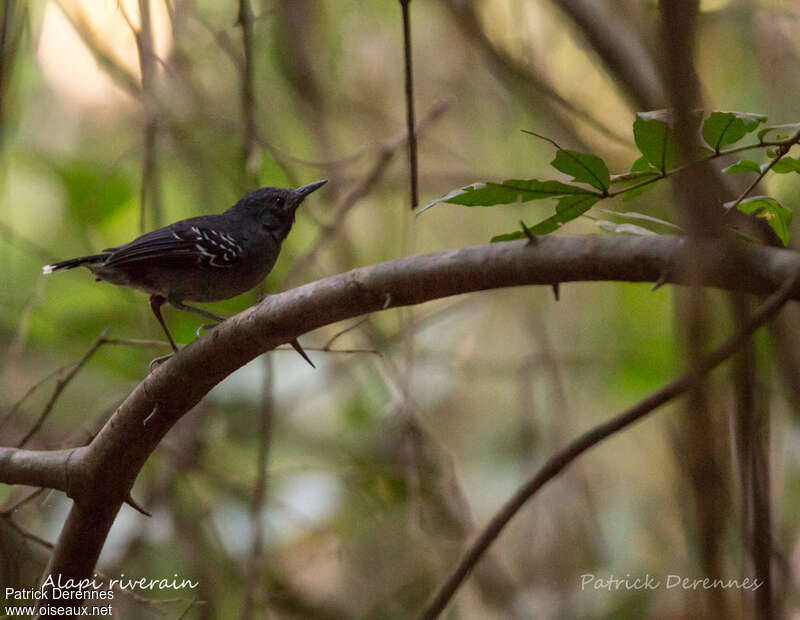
[150,295,179,352]
[169,301,226,337]
[169,301,227,323]
[171,300,315,368]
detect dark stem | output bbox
[238,0,259,189]
[399,0,418,208]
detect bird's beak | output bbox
[295,179,328,199]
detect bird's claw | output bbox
[195,323,218,337]
[149,353,174,371]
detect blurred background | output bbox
[1,0,800,618]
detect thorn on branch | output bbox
[290,338,316,368]
[552,283,560,301]
[124,493,152,517]
[520,221,537,246]
[652,269,670,291]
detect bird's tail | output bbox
[42,254,108,275]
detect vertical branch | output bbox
[0,0,17,152]
[135,0,162,232]
[659,3,735,619]
[238,0,259,189]
[750,402,773,619]
[241,359,273,619]
[399,0,418,208]
[730,287,774,617]
[237,6,272,616]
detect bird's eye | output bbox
[275,197,285,208]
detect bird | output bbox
[42,180,328,366]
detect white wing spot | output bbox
[195,243,214,257]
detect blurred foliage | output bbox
[1,1,800,618]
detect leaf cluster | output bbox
[420,111,797,246]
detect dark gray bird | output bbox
[43,180,327,365]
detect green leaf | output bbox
[550,150,610,192]
[617,156,660,201]
[634,111,712,172]
[722,159,762,174]
[490,230,527,243]
[631,155,657,173]
[609,157,658,184]
[418,179,595,212]
[597,209,683,232]
[701,111,767,151]
[724,195,793,246]
[526,194,601,235]
[771,157,800,174]
[757,122,800,143]
[597,220,658,236]
[634,115,676,172]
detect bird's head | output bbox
[232,179,327,241]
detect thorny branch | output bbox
[1,236,800,607]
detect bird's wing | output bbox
[104,223,244,269]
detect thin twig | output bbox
[724,129,800,215]
[321,317,371,350]
[16,331,109,447]
[606,136,799,200]
[238,0,259,188]
[0,487,46,517]
[8,330,160,446]
[417,265,800,620]
[0,0,17,148]
[274,345,382,357]
[5,516,55,549]
[240,359,273,619]
[2,278,46,377]
[0,221,59,262]
[399,0,418,208]
[191,13,243,69]
[100,337,169,347]
[520,129,562,150]
[322,294,392,350]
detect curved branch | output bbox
[1,235,799,598]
